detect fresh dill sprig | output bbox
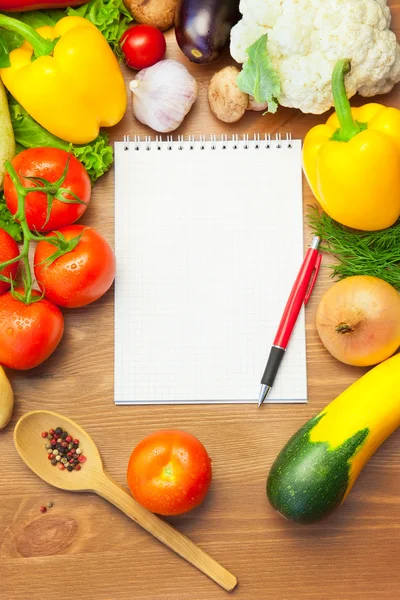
[307,205,400,290]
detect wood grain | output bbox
[1,6,400,600]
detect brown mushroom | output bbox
[207,66,249,124]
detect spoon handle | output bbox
[93,471,237,592]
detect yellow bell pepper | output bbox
[0,15,126,144]
[303,59,400,231]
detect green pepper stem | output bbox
[331,59,365,142]
[0,14,55,58]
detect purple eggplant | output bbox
[175,0,240,64]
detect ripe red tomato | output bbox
[0,289,64,370]
[34,225,116,308]
[120,25,166,70]
[4,147,91,233]
[0,229,20,295]
[127,430,212,516]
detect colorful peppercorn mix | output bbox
[41,427,86,471]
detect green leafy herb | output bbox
[9,99,113,183]
[308,205,400,290]
[236,34,281,113]
[0,193,22,242]
[67,0,133,54]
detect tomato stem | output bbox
[0,160,83,304]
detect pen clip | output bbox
[304,253,322,305]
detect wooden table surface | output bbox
[1,9,400,600]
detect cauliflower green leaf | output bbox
[237,34,280,113]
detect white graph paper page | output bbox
[114,137,307,404]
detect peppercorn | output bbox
[55,427,63,436]
[58,463,65,470]
[75,465,81,471]
[55,456,61,462]
[76,448,82,455]
[67,466,73,472]
[57,437,62,443]
[46,502,53,508]
[48,454,55,460]
[65,436,72,443]
[78,455,86,463]
[49,429,55,435]
[51,439,57,447]
[61,441,68,448]
[40,506,47,513]
[51,459,57,466]
[41,431,48,438]
[73,439,79,445]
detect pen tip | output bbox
[258,385,271,407]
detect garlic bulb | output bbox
[129,60,198,133]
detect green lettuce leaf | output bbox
[9,100,113,183]
[237,34,281,114]
[67,0,133,53]
[0,193,22,242]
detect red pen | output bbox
[258,235,322,407]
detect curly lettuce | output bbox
[0,0,132,54]
[0,193,22,241]
[9,100,113,183]
[67,0,132,54]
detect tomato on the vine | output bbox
[0,229,20,295]
[34,225,116,308]
[127,430,212,516]
[0,289,64,370]
[3,147,91,233]
[120,25,166,70]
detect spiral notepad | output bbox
[114,134,307,404]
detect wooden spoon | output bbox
[14,410,237,592]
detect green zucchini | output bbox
[266,354,400,523]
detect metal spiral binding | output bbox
[123,133,293,150]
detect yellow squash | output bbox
[0,366,14,429]
[267,353,400,522]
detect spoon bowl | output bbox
[14,410,102,492]
[14,410,237,592]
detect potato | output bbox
[208,66,249,124]
[124,0,178,31]
[0,365,14,430]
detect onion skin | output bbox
[316,276,400,367]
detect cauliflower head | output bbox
[230,0,400,113]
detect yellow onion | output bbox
[316,276,400,366]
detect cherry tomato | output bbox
[4,147,91,233]
[34,225,116,308]
[0,289,64,370]
[127,430,212,516]
[120,25,166,70]
[0,229,20,295]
